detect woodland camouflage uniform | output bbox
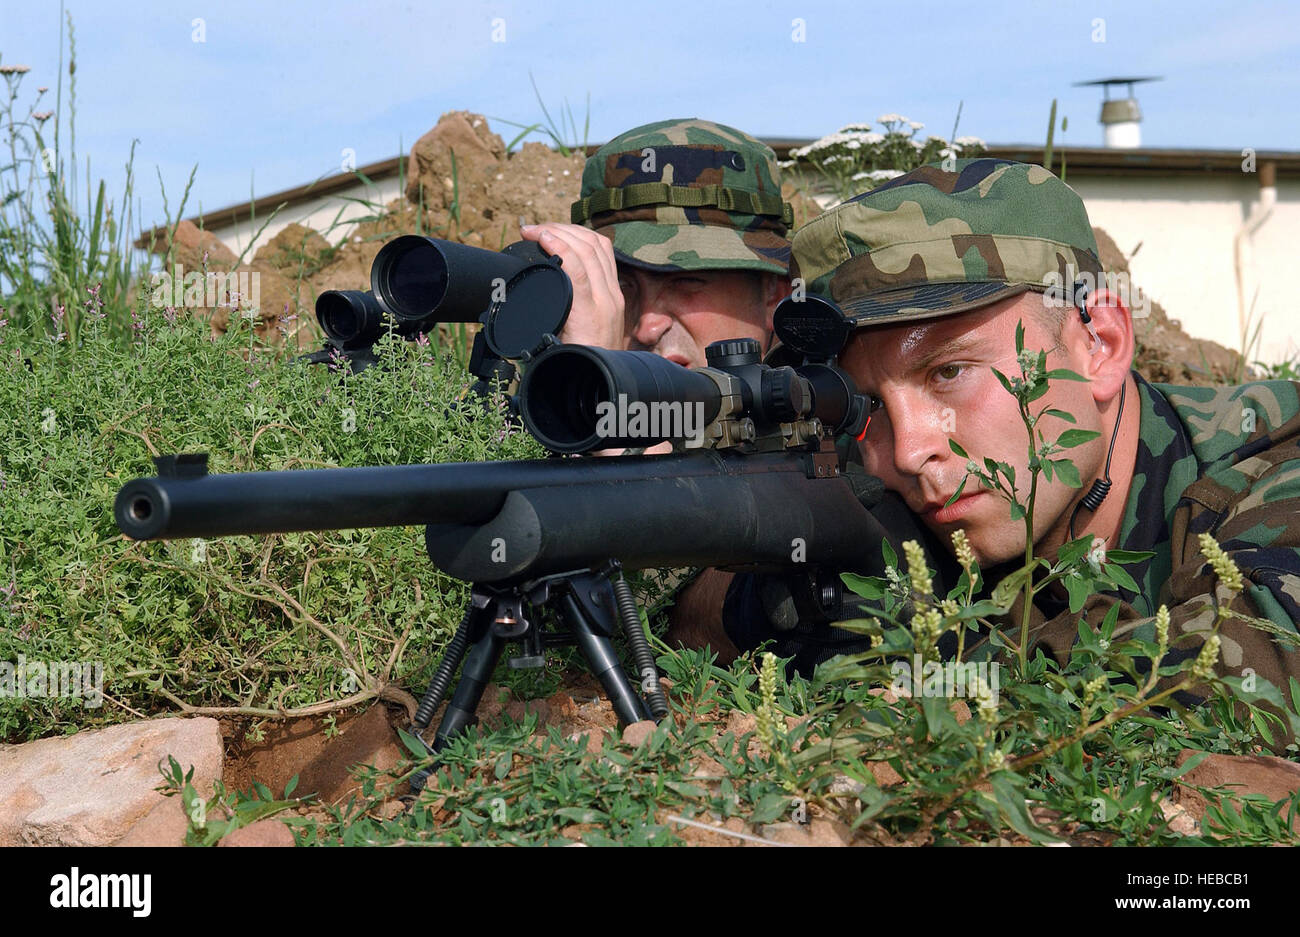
[728,159,1300,711]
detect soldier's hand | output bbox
[519,222,627,349]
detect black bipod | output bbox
[406,561,669,794]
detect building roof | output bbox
[135,142,1300,249]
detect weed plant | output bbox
[0,302,540,742]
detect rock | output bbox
[829,774,865,797]
[1159,796,1201,837]
[567,727,604,755]
[1173,750,1300,830]
[621,720,657,747]
[117,792,205,847]
[0,717,222,846]
[503,698,551,728]
[112,794,193,847]
[218,818,295,847]
[292,703,402,804]
[868,759,904,788]
[758,817,854,847]
[724,711,758,738]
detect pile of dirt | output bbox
[139,110,587,351]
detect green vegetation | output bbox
[0,307,538,742]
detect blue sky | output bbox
[5,0,1298,233]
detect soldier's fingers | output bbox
[526,223,618,287]
[532,225,623,311]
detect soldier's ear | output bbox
[760,272,790,329]
[1080,288,1134,403]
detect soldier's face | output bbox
[619,267,779,369]
[839,292,1108,566]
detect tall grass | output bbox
[0,10,182,346]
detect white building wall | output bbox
[209,173,405,260]
[1069,175,1300,367]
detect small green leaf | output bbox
[949,439,969,458]
[396,726,433,759]
[1100,601,1121,640]
[840,574,886,599]
[1055,429,1101,449]
[881,538,897,568]
[944,477,968,507]
[991,567,1032,611]
[1103,549,1157,564]
[1040,407,1077,424]
[752,792,792,824]
[991,367,1014,394]
[1052,458,1082,488]
[1064,573,1091,613]
[494,751,513,780]
[1103,562,1140,593]
[991,773,1058,844]
[1044,368,1089,381]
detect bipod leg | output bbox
[408,591,509,795]
[559,591,653,727]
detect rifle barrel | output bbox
[113,452,837,542]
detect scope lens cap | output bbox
[499,239,551,266]
[484,262,573,359]
[773,294,853,360]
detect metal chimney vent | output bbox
[1075,76,1162,149]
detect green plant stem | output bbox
[1019,397,1038,677]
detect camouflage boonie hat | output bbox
[791,159,1103,327]
[572,118,793,275]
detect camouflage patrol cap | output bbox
[791,158,1103,329]
[572,118,793,275]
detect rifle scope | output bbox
[518,339,870,454]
